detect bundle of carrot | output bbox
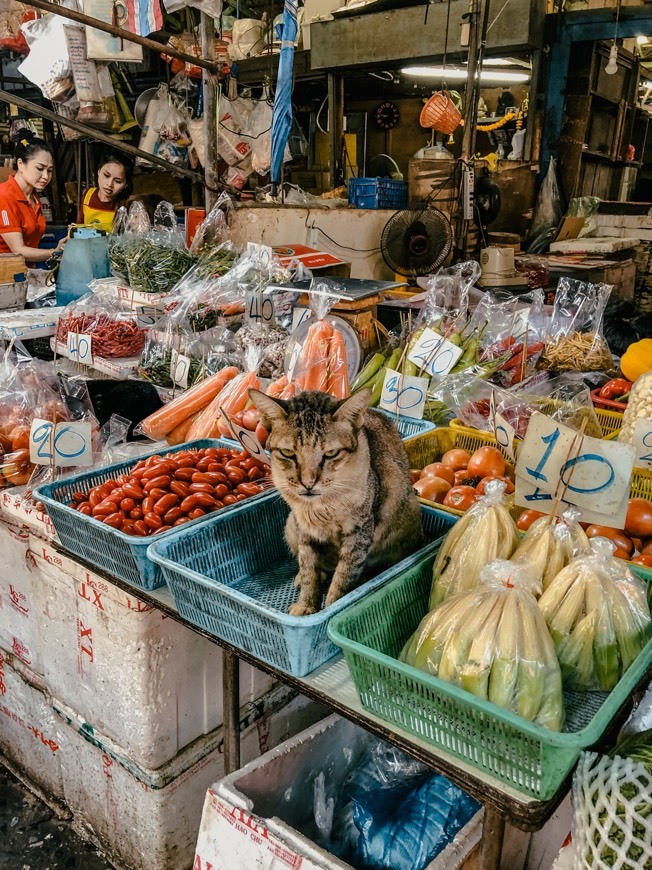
[138,366,240,442]
[293,319,350,399]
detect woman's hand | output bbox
[55,237,68,253]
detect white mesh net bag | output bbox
[572,750,652,869]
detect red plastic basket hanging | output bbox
[419,91,462,135]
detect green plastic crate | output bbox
[328,549,652,801]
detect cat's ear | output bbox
[249,389,288,429]
[334,388,372,428]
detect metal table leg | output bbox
[479,809,506,870]
[222,650,241,775]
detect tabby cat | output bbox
[249,388,425,615]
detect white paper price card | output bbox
[67,332,93,365]
[407,327,463,377]
[170,350,191,389]
[379,369,428,420]
[29,419,93,468]
[291,306,311,333]
[512,309,530,341]
[632,418,652,470]
[515,411,635,520]
[219,406,271,462]
[246,289,275,325]
[489,391,516,461]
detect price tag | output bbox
[291,306,312,333]
[407,327,463,377]
[29,419,93,468]
[515,412,635,518]
[135,305,159,328]
[489,391,516,461]
[170,350,191,389]
[287,340,302,382]
[512,309,530,341]
[67,332,93,365]
[514,477,631,530]
[632,419,652,470]
[246,289,275,325]
[379,369,428,420]
[219,406,270,461]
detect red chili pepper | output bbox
[598,378,632,400]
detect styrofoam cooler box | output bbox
[0,647,64,801]
[29,535,276,769]
[54,686,327,870]
[0,516,43,674]
[1,488,57,542]
[196,714,482,870]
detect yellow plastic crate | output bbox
[450,405,622,441]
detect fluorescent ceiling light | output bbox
[401,66,531,83]
[642,79,652,87]
[638,35,649,44]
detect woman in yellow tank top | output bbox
[77,150,134,232]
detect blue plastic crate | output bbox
[34,439,274,591]
[147,496,457,676]
[348,178,408,210]
[376,410,436,440]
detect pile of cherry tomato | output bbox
[69,447,270,537]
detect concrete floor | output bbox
[0,763,114,870]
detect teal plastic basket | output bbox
[148,497,456,676]
[34,439,274,591]
[327,549,652,801]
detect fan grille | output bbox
[381,208,453,277]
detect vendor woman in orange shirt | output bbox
[0,131,65,263]
[78,150,134,232]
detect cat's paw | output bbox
[289,602,316,616]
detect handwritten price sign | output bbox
[632,419,652,471]
[246,289,275,325]
[67,333,93,365]
[29,419,93,468]
[379,369,429,420]
[489,391,516,461]
[219,406,271,462]
[407,327,463,378]
[170,350,191,389]
[515,412,635,527]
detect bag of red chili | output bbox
[55,291,147,360]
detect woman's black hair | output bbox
[97,150,134,203]
[11,129,53,168]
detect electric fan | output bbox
[380,207,453,277]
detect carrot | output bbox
[266,375,288,398]
[297,321,332,392]
[216,372,261,437]
[166,412,202,445]
[280,382,298,399]
[140,366,239,440]
[327,328,350,399]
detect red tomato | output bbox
[421,463,455,486]
[632,553,652,568]
[476,475,515,495]
[586,525,634,556]
[255,423,269,446]
[632,538,643,553]
[413,477,451,503]
[441,449,471,472]
[242,409,260,431]
[409,469,422,485]
[467,446,506,479]
[641,539,652,555]
[503,463,515,482]
[517,510,546,531]
[443,485,479,512]
[625,499,652,539]
[454,469,472,486]
[613,548,631,561]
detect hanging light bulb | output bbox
[606,43,619,75]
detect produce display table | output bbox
[48,544,641,870]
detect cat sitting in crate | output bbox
[249,388,424,615]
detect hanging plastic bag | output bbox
[18,12,73,100]
[430,479,520,608]
[527,156,563,254]
[0,0,36,55]
[153,98,192,168]
[537,278,614,373]
[126,201,195,295]
[539,537,651,691]
[402,559,565,731]
[138,83,171,159]
[567,195,601,239]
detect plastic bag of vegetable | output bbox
[107,205,130,282]
[430,478,520,608]
[55,291,146,360]
[126,201,195,294]
[416,260,480,333]
[538,278,614,373]
[402,559,565,730]
[538,537,652,691]
[511,507,589,592]
[572,732,652,869]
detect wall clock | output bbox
[374,101,400,130]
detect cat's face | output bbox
[249,389,371,502]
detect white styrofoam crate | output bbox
[0,280,27,310]
[54,687,326,870]
[28,535,276,769]
[0,517,43,674]
[1,488,57,542]
[197,714,482,870]
[0,648,64,801]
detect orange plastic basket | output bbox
[419,91,462,135]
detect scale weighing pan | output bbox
[270,278,407,302]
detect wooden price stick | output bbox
[547,416,588,524]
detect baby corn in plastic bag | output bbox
[430,478,519,609]
[538,538,651,692]
[402,560,564,731]
[511,507,590,593]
